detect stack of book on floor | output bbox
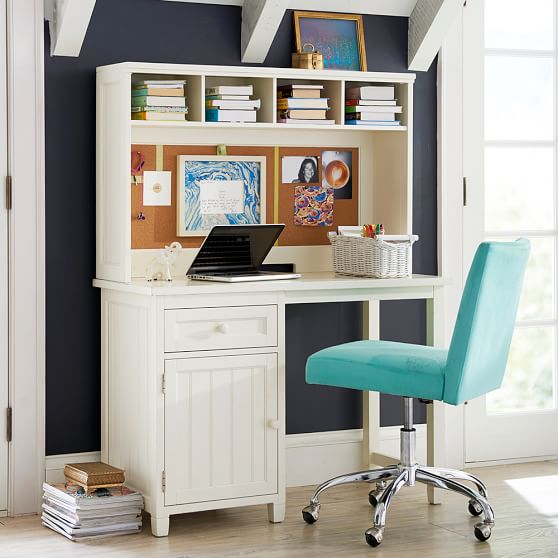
[277,84,334,125]
[131,79,188,121]
[205,85,260,123]
[345,85,401,127]
[42,482,144,541]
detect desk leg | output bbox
[362,300,381,468]
[426,287,446,504]
[151,515,170,537]
[268,502,286,523]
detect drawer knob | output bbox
[268,419,280,430]
[215,322,229,334]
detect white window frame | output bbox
[0,0,8,515]
[436,6,466,470]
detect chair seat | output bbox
[306,340,448,401]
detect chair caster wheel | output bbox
[468,499,483,517]
[302,503,320,524]
[368,491,379,507]
[365,527,384,547]
[474,522,492,542]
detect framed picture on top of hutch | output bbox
[176,155,266,237]
[293,11,367,72]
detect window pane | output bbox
[485,0,554,51]
[487,326,555,414]
[517,237,555,321]
[485,147,554,232]
[486,236,555,321]
[485,56,554,141]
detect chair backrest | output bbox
[443,239,530,405]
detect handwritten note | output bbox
[199,180,244,215]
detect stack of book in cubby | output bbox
[277,84,334,125]
[42,482,144,541]
[345,85,401,126]
[205,85,261,123]
[131,80,188,121]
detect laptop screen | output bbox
[187,224,285,275]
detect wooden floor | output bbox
[1,461,557,557]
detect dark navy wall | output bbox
[44,0,437,454]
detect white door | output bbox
[164,354,278,506]
[464,0,558,462]
[0,0,8,512]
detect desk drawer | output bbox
[165,305,278,352]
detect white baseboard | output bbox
[286,425,427,487]
[44,426,427,490]
[465,454,558,469]
[44,451,101,484]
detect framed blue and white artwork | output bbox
[176,155,266,236]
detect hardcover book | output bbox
[277,98,329,110]
[205,108,257,122]
[206,99,261,110]
[345,112,396,121]
[132,112,186,121]
[345,86,395,101]
[64,462,125,491]
[278,109,328,120]
[132,87,184,97]
[205,85,254,96]
[345,105,402,114]
[131,95,186,108]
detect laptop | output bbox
[187,224,302,283]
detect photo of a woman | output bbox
[295,158,318,183]
[281,156,319,184]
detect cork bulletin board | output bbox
[131,144,359,249]
[277,146,359,246]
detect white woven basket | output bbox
[329,233,418,278]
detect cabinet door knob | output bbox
[215,322,229,334]
[269,419,280,430]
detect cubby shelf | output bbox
[97,62,416,283]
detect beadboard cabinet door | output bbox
[164,354,278,506]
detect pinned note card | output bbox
[199,179,244,215]
[143,171,171,206]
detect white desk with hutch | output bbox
[94,62,446,537]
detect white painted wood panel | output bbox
[8,0,46,516]
[164,354,278,506]
[101,291,156,503]
[164,305,278,352]
[96,70,132,282]
[0,0,7,514]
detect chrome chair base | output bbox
[302,462,494,547]
[302,399,495,547]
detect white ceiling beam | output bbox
[408,0,462,71]
[284,0,416,17]
[164,0,244,5]
[241,0,286,63]
[45,0,96,57]
[163,1,419,18]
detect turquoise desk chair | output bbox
[302,239,530,548]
